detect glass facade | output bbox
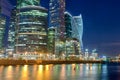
[64,12,82,56]
[49,0,65,55]
[17,0,40,8]
[7,8,17,54]
[9,0,48,54]
[64,12,72,38]
[72,15,83,54]
[47,27,55,54]
[0,6,6,54]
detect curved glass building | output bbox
[64,12,72,38]
[64,12,83,55]
[13,0,48,54]
[72,15,83,53]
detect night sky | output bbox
[6,0,120,56]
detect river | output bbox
[0,63,120,80]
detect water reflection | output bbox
[44,65,51,80]
[60,64,66,80]
[20,65,29,80]
[15,65,20,73]
[32,65,37,78]
[37,65,43,80]
[101,64,108,80]
[6,66,13,80]
[1,63,120,80]
[0,65,3,74]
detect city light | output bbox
[0,0,120,80]
[0,0,119,62]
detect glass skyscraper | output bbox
[49,0,65,39]
[0,5,6,54]
[72,15,83,53]
[64,11,72,38]
[49,0,65,55]
[7,8,17,54]
[64,12,74,56]
[8,0,48,54]
[64,12,83,56]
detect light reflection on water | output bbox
[20,65,29,80]
[37,65,43,80]
[0,63,120,80]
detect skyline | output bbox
[5,0,120,56]
[41,0,120,56]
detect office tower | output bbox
[14,0,48,54]
[7,8,17,54]
[0,0,13,56]
[64,12,74,56]
[0,4,6,54]
[47,27,55,54]
[64,12,83,56]
[64,12,72,38]
[49,0,65,39]
[72,14,83,54]
[49,0,65,55]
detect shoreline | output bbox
[0,59,118,65]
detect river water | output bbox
[0,63,120,80]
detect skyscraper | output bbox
[11,0,48,54]
[0,3,6,54]
[7,8,17,54]
[64,12,73,56]
[72,15,83,53]
[49,0,65,39]
[64,11,72,39]
[49,0,65,55]
[64,12,83,56]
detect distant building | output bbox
[91,49,98,60]
[11,0,48,54]
[84,49,89,60]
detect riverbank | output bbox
[0,59,102,65]
[0,59,118,65]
